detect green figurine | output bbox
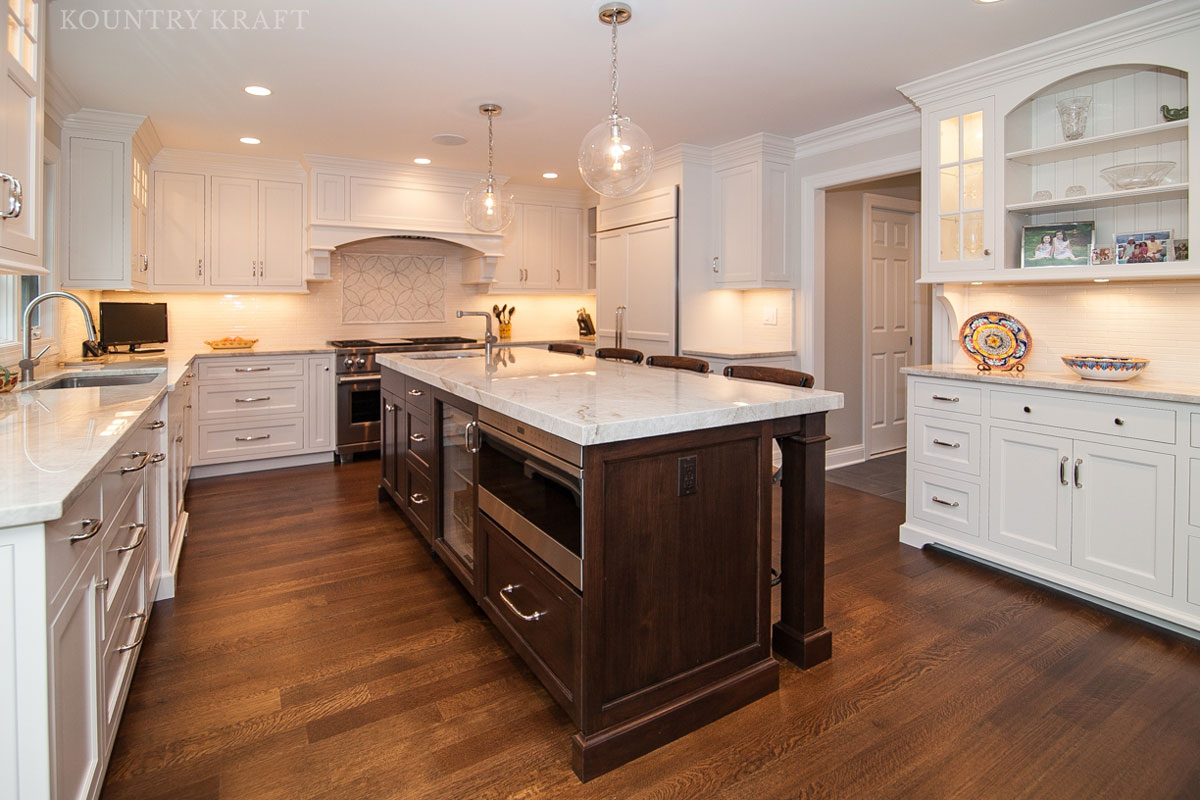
[1161,104,1189,121]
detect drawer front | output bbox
[404,378,433,417]
[101,486,147,636]
[1188,537,1200,608]
[1191,412,1200,448]
[483,517,579,699]
[992,389,1175,444]
[404,466,435,540]
[45,478,103,605]
[197,418,306,462]
[911,379,982,416]
[910,469,980,536]
[912,413,981,475]
[1192,458,1200,528]
[101,427,155,517]
[405,409,434,474]
[196,380,304,421]
[101,565,146,730]
[196,356,306,382]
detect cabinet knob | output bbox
[984,248,992,256]
[1114,417,1124,426]
[1023,406,1031,413]
[712,257,720,273]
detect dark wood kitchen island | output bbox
[377,348,842,781]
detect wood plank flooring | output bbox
[101,459,1200,799]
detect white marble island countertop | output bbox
[379,348,842,446]
[903,364,1200,404]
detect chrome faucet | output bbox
[19,291,99,382]
[456,310,498,360]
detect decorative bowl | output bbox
[205,337,258,350]
[1061,355,1149,381]
[1099,161,1175,191]
[0,365,17,393]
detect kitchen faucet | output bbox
[19,291,99,382]
[456,310,498,360]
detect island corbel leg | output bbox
[772,411,832,668]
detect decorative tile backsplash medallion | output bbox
[341,253,446,323]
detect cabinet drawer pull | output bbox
[197,258,203,277]
[120,452,152,473]
[931,394,959,403]
[175,435,184,443]
[500,584,545,622]
[148,420,165,430]
[931,496,959,508]
[95,579,109,592]
[116,612,149,653]
[70,518,104,543]
[235,396,271,403]
[410,492,429,505]
[384,403,395,412]
[0,172,22,218]
[1074,458,1083,489]
[408,388,424,397]
[931,438,960,449]
[235,434,271,442]
[150,452,166,464]
[115,523,147,552]
[465,420,480,454]
[409,432,427,443]
[235,366,271,373]
[1114,417,1124,426]
[1060,456,1069,486]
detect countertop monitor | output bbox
[99,302,168,353]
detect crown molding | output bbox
[44,69,82,127]
[655,143,712,171]
[713,132,795,164]
[152,147,307,180]
[62,108,147,137]
[898,0,1200,108]
[792,105,920,161]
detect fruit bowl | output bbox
[1061,355,1149,381]
[205,337,258,350]
[1098,161,1175,191]
[0,365,17,393]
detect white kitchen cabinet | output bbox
[901,371,1196,634]
[210,176,303,289]
[596,218,677,356]
[921,99,995,278]
[307,354,335,451]
[495,201,585,292]
[710,139,791,288]
[61,112,161,290]
[553,206,586,290]
[151,171,205,288]
[0,0,43,274]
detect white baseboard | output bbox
[825,444,866,471]
[190,451,334,479]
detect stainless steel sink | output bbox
[34,372,161,389]
[405,352,485,360]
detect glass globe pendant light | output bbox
[464,103,515,232]
[578,2,654,197]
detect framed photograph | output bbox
[1115,230,1172,264]
[1021,223,1095,268]
[1091,247,1115,266]
[1174,239,1188,262]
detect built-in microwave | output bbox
[475,408,584,590]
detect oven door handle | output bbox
[522,459,583,501]
[478,422,582,479]
[336,373,381,385]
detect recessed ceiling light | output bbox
[239,137,261,144]
[413,157,432,165]
[244,85,272,96]
[432,133,468,146]
[542,172,559,179]
[973,0,1003,4]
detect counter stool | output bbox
[646,355,710,373]
[548,343,585,356]
[594,347,644,364]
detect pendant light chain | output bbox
[609,14,620,119]
[486,109,496,185]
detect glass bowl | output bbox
[1099,161,1175,191]
[1061,355,1149,381]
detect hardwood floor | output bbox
[101,459,1200,799]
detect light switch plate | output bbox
[763,307,777,325]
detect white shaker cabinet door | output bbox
[209,176,257,287]
[151,171,205,287]
[988,426,1072,563]
[553,206,585,290]
[1071,441,1174,595]
[521,203,554,290]
[594,229,627,348]
[623,218,676,356]
[258,180,303,288]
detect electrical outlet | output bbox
[762,307,777,326]
[678,455,697,496]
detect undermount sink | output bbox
[34,372,161,389]
[405,352,485,360]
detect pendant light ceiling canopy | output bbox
[464,103,515,232]
[578,1,654,198]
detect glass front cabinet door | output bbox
[923,98,996,278]
[437,399,478,592]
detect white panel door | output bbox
[210,176,257,287]
[714,162,758,284]
[624,218,677,356]
[989,426,1072,563]
[866,206,917,456]
[65,137,124,287]
[493,203,524,289]
[522,203,554,290]
[0,68,39,256]
[553,206,585,290]
[307,355,334,451]
[1071,441,1174,595]
[258,180,303,288]
[594,229,627,348]
[151,171,205,287]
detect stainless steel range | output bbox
[332,337,481,460]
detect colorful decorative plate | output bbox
[960,311,1032,371]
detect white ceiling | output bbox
[48,0,1153,189]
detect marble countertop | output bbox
[681,347,797,360]
[903,364,1200,404]
[379,348,842,446]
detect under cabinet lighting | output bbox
[413,157,432,165]
[1094,278,1110,283]
[970,281,983,285]
[244,85,272,96]
[542,172,559,179]
[239,137,261,144]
